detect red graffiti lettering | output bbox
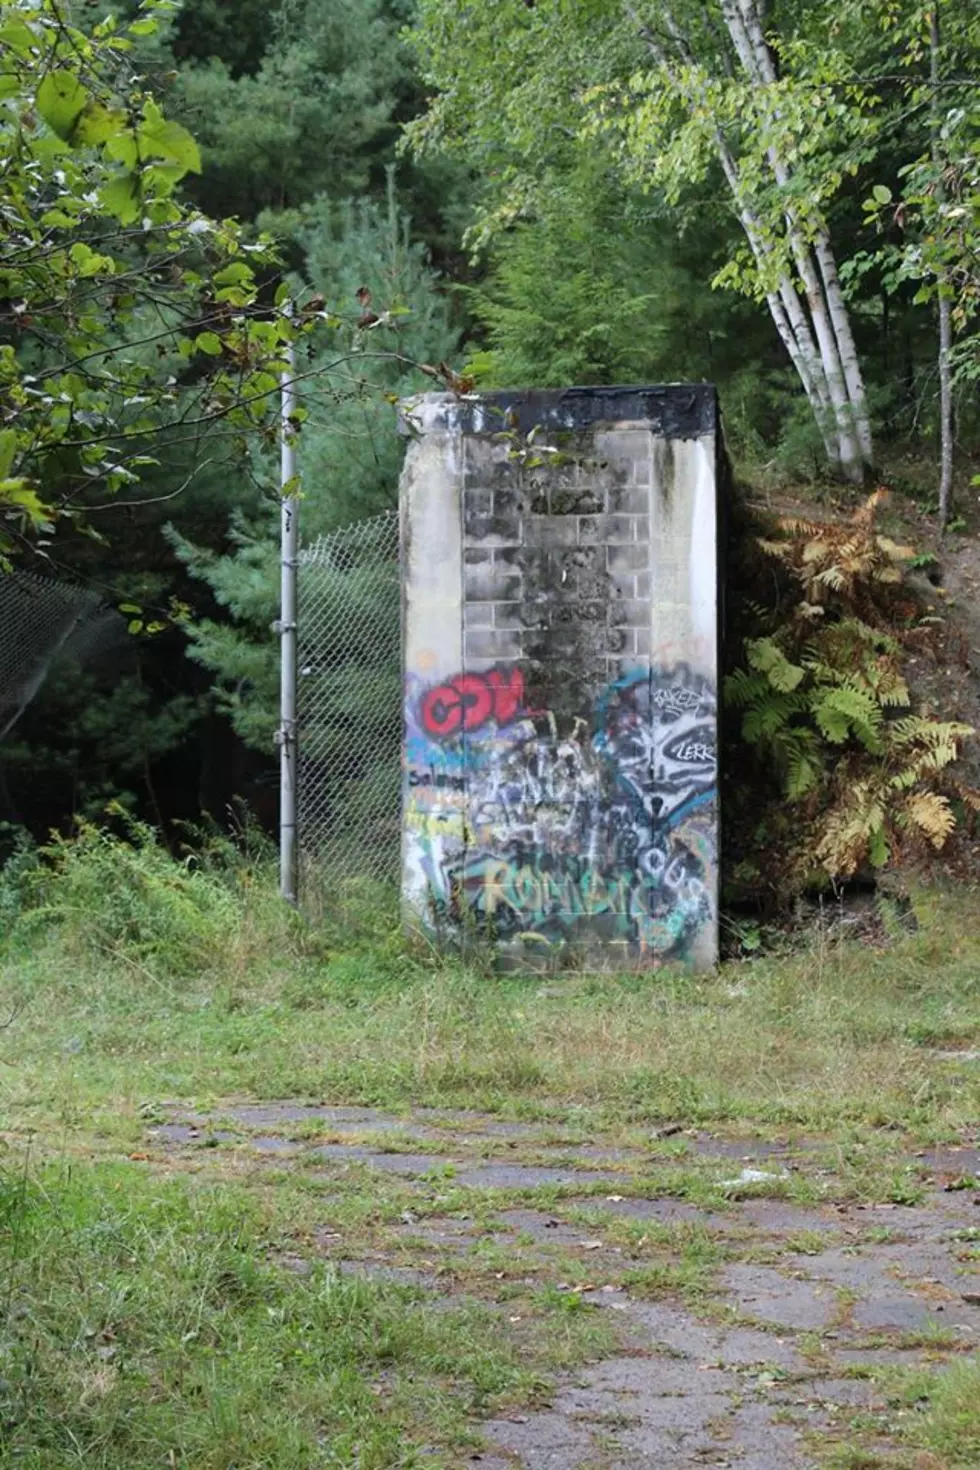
[485,667,524,725]
[420,666,527,740]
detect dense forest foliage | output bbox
[1,0,978,884]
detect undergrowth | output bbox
[725,489,980,905]
[0,807,308,979]
[881,1358,980,1468]
[2,821,979,1132]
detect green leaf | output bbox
[0,429,16,482]
[41,208,80,228]
[138,99,201,173]
[143,163,188,196]
[872,184,892,205]
[0,480,50,525]
[129,17,159,35]
[0,430,17,479]
[118,603,143,615]
[195,332,223,356]
[101,174,141,224]
[74,101,127,148]
[105,130,140,169]
[69,242,112,278]
[36,71,90,143]
[213,262,253,287]
[0,19,38,54]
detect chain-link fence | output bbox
[297,509,401,904]
[0,571,105,740]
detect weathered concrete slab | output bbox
[150,1100,976,1469]
[399,387,724,970]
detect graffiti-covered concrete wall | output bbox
[399,387,723,969]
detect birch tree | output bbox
[930,5,954,526]
[407,0,877,480]
[591,0,875,480]
[860,0,980,522]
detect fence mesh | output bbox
[297,509,401,900]
[0,571,104,740]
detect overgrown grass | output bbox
[883,1359,980,1467]
[0,1160,600,1469]
[3,825,980,1466]
[2,823,979,1141]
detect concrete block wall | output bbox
[400,387,722,969]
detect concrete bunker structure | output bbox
[399,386,724,969]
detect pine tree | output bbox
[171,180,457,751]
[463,155,764,391]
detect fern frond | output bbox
[950,781,980,813]
[875,535,916,563]
[723,667,770,709]
[812,566,846,590]
[889,716,972,749]
[785,744,824,799]
[816,786,888,876]
[876,672,910,707]
[743,695,807,742]
[900,791,956,848]
[812,685,883,749]
[868,826,891,867]
[746,637,805,692]
[775,516,822,538]
[801,539,829,565]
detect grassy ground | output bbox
[2,826,980,1466]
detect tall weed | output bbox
[2,811,301,980]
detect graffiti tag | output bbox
[405,661,719,961]
[408,770,467,792]
[420,666,527,740]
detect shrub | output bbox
[0,824,39,932]
[4,809,292,979]
[725,492,979,899]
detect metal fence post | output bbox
[278,337,299,906]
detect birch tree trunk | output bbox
[626,0,872,478]
[931,4,954,527]
[727,0,873,478]
[708,120,841,466]
[628,2,846,469]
